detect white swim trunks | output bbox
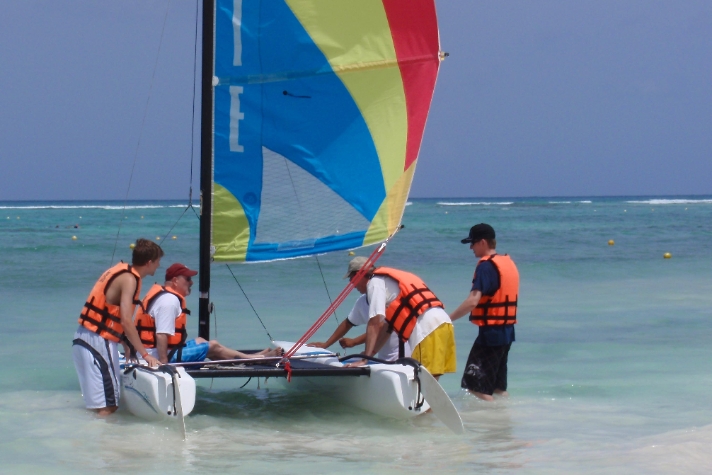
[72,325,121,409]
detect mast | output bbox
[198,0,215,340]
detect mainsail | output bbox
[210,0,442,262]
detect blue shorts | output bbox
[170,339,209,363]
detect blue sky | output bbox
[1,0,710,200]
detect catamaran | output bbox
[120,0,461,433]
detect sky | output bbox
[0,0,710,201]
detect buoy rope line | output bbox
[225,264,275,343]
[110,0,173,265]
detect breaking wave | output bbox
[436,202,513,206]
[626,199,712,205]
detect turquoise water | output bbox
[1,197,712,473]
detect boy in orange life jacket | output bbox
[72,239,163,416]
[449,224,520,401]
[136,263,282,364]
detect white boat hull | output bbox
[120,365,196,421]
[274,341,429,419]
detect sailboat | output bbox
[120,0,460,432]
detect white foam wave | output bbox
[579,200,592,203]
[549,201,572,204]
[437,202,513,206]
[0,204,188,210]
[626,199,712,205]
[405,201,413,206]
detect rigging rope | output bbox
[225,264,274,342]
[110,0,172,265]
[314,255,339,326]
[136,0,202,252]
[283,227,400,360]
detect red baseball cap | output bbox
[165,263,198,281]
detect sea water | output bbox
[1,197,711,474]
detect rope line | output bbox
[314,255,339,326]
[187,0,199,210]
[283,229,399,360]
[225,264,274,342]
[110,0,172,264]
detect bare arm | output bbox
[309,319,353,349]
[363,315,388,357]
[115,274,160,367]
[156,334,169,364]
[449,290,482,321]
[339,333,366,349]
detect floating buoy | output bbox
[156,236,161,240]
[72,236,77,240]
[348,251,355,256]
[79,216,82,219]
[624,210,627,212]
[129,243,136,249]
[16,216,20,219]
[445,211,448,214]
[608,240,615,246]
[663,252,672,259]
[172,236,177,240]
[141,216,144,219]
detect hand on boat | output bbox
[345,359,367,367]
[307,341,328,349]
[143,354,160,367]
[338,337,356,349]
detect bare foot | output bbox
[261,347,283,357]
[94,406,118,416]
[467,390,494,401]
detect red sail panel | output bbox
[383,0,441,171]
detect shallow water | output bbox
[1,197,712,473]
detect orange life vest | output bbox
[470,254,519,326]
[78,263,142,342]
[372,267,444,342]
[134,284,189,350]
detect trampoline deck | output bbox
[186,357,370,379]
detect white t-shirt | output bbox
[367,275,451,349]
[347,294,411,361]
[144,292,181,358]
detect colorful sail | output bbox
[211,0,441,262]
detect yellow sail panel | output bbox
[364,162,416,245]
[286,0,408,192]
[212,184,250,262]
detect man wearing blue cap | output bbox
[449,224,520,401]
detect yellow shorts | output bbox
[411,323,456,376]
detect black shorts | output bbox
[460,341,511,395]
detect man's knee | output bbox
[194,337,207,344]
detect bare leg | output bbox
[493,389,509,397]
[467,390,494,401]
[94,406,118,416]
[199,338,282,360]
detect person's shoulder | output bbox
[477,259,497,272]
[151,291,181,310]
